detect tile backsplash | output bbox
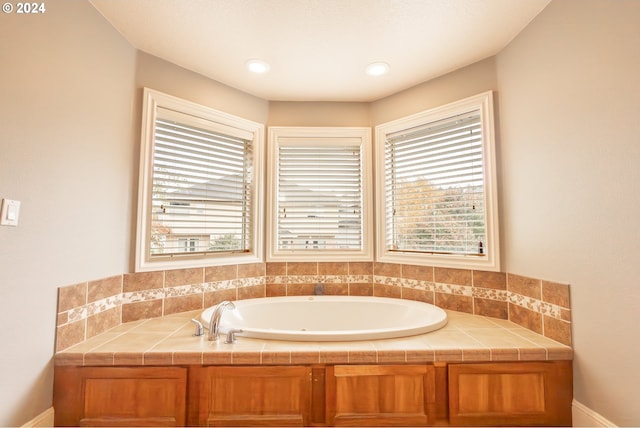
[55,262,572,352]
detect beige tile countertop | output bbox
[55,310,572,367]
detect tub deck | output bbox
[55,309,571,366]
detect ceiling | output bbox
[89,0,550,102]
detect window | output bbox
[136,88,264,271]
[375,92,500,271]
[267,127,373,261]
[179,237,199,252]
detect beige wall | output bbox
[267,61,497,130]
[496,0,640,425]
[0,1,137,425]
[135,52,269,126]
[370,57,498,126]
[268,101,370,127]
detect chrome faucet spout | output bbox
[208,301,235,341]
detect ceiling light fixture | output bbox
[246,59,270,74]
[366,62,390,77]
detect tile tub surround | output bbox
[55,262,572,352]
[55,310,573,366]
[54,309,572,367]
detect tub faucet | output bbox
[313,283,324,295]
[208,300,235,341]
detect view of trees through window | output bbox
[385,111,487,256]
[389,178,485,254]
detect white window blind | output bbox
[276,141,364,251]
[150,108,254,257]
[384,111,486,256]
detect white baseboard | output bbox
[573,400,617,427]
[21,407,54,428]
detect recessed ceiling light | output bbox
[366,62,390,76]
[246,59,270,74]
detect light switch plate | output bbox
[1,198,21,226]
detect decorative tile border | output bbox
[204,279,237,292]
[473,287,508,300]
[67,295,122,324]
[55,263,572,351]
[122,288,165,304]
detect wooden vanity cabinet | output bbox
[53,366,187,427]
[53,361,572,427]
[326,365,436,426]
[448,361,572,426]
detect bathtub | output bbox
[200,295,447,341]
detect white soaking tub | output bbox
[200,295,447,341]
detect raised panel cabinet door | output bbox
[54,366,187,427]
[448,361,573,426]
[326,365,435,427]
[192,366,313,426]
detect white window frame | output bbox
[135,88,264,272]
[374,91,500,271]
[267,127,373,262]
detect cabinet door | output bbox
[54,366,187,427]
[190,366,312,426]
[326,365,434,426]
[448,361,572,426]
